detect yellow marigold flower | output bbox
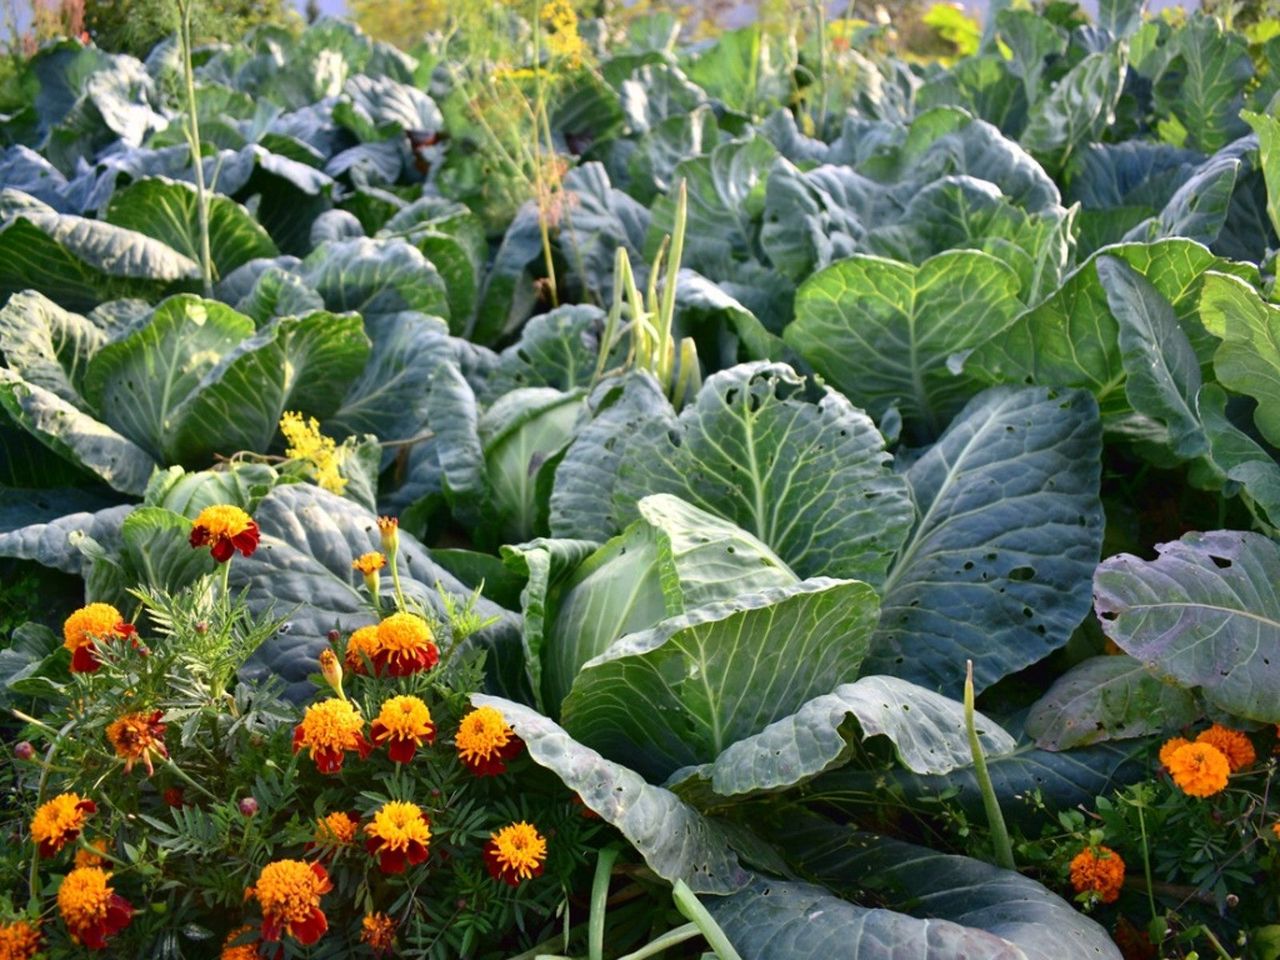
[364,801,431,874]
[63,602,136,673]
[371,695,436,763]
[247,859,332,945]
[1068,845,1125,904]
[344,625,380,674]
[456,706,522,776]
[0,918,41,960]
[1167,742,1231,797]
[31,792,96,858]
[353,552,386,575]
[190,504,260,563]
[281,411,347,495]
[360,912,397,956]
[292,699,371,774]
[1195,724,1255,772]
[74,838,110,869]
[373,612,438,676]
[315,811,359,846]
[220,925,260,960]
[1159,736,1191,769]
[484,821,548,885]
[57,867,133,949]
[106,710,168,776]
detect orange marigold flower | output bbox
[484,821,547,886]
[1195,724,1255,772]
[0,918,41,960]
[1272,821,1280,840]
[74,839,110,869]
[372,612,438,676]
[1158,736,1191,770]
[292,698,372,774]
[364,801,430,875]
[58,866,133,950]
[1069,845,1125,903]
[220,925,260,960]
[360,912,396,956]
[344,625,380,674]
[1167,742,1231,797]
[106,710,168,776]
[247,859,332,945]
[353,552,386,575]
[371,695,436,763]
[307,811,360,859]
[63,603,136,673]
[189,504,260,563]
[377,516,398,554]
[456,706,522,776]
[31,792,96,858]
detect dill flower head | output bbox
[1158,736,1191,770]
[364,801,431,875]
[281,411,347,495]
[74,838,110,870]
[484,821,548,885]
[106,710,168,776]
[63,603,135,673]
[220,925,260,960]
[371,695,436,763]
[292,698,372,774]
[540,0,585,65]
[189,504,260,563]
[456,706,522,776]
[1195,724,1255,772]
[1068,845,1124,904]
[360,912,397,956]
[372,612,438,676]
[248,859,332,945]
[353,552,386,575]
[57,866,133,949]
[1167,741,1231,797]
[344,625,380,674]
[31,792,96,858]
[0,918,41,960]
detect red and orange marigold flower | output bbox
[0,918,41,960]
[372,612,438,676]
[456,706,522,776]
[247,859,332,945]
[307,811,360,859]
[1165,740,1231,797]
[220,925,260,960]
[371,695,436,763]
[292,698,371,774]
[63,603,136,674]
[106,710,168,776]
[360,912,397,956]
[1069,845,1125,903]
[344,625,380,674]
[364,801,431,874]
[1194,724,1255,772]
[484,822,548,886]
[74,839,110,870]
[31,792,96,858]
[57,866,133,950]
[189,505,260,563]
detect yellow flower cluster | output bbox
[280,411,347,495]
[541,0,586,65]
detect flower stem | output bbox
[588,847,619,960]
[672,879,743,960]
[965,660,1015,870]
[616,924,701,960]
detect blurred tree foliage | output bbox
[83,0,298,57]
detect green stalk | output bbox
[811,0,828,134]
[965,660,1015,870]
[672,880,743,960]
[656,178,688,387]
[1135,794,1157,924]
[588,847,619,960]
[593,247,628,384]
[616,923,701,960]
[176,0,213,296]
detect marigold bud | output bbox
[327,629,341,643]
[14,741,34,761]
[239,797,259,817]
[377,516,399,555]
[319,649,344,700]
